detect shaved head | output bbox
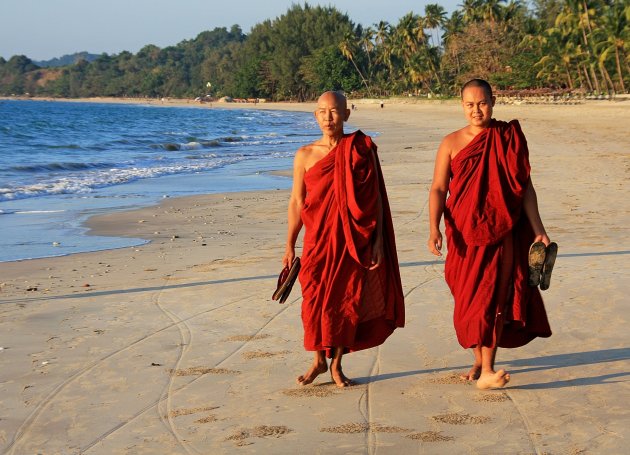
[461,79,493,99]
[317,91,347,110]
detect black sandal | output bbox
[539,242,558,291]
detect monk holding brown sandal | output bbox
[283,91,404,388]
[428,79,553,389]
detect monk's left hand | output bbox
[534,233,551,246]
[369,237,384,270]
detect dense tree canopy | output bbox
[1,1,627,99]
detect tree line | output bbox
[0,1,627,100]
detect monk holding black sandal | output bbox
[428,79,555,389]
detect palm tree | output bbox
[442,11,466,77]
[395,13,423,56]
[442,11,465,47]
[424,4,447,47]
[374,21,394,79]
[502,0,527,24]
[460,0,483,23]
[339,31,371,94]
[556,3,602,93]
[593,1,628,92]
[359,27,375,76]
[480,0,507,23]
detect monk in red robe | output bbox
[283,91,405,387]
[428,79,552,389]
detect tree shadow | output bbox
[507,372,629,390]
[500,347,630,389]
[353,348,630,389]
[4,249,629,305]
[0,273,278,304]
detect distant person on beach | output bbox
[427,78,555,389]
[283,91,405,387]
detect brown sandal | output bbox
[527,242,546,287]
[272,257,301,303]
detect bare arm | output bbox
[427,138,452,256]
[282,148,306,267]
[523,178,551,245]
[369,149,384,270]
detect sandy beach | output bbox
[1,99,629,454]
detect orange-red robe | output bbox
[299,130,405,356]
[444,119,551,349]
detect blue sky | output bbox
[1,0,461,61]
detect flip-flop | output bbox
[272,257,301,303]
[527,242,546,287]
[539,242,558,291]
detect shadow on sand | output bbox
[352,348,630,390]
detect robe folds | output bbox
[299,130,405,356]
[444,119,551,349]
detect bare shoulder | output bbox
[438,127,464,157]
[294,142,316,166]
[296,140,329,172]
[440,126,474,158]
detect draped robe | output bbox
[444,119,551,349]
[299,131,405,356]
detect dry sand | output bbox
[1,99,629,454]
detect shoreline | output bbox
[1,98,628,266]
[1,100,629,453]
[3,93,629,109]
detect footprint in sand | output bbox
[432,413,491,425]
[320,423,413,434]
[195,415,218,424]
[369,424,414,433]
[242,350,289,360]
[283,384,339,398]
[320,423,369,434]
[226,425,293,445]
[223,334,271,342]
[406,431,455,442]
[169,366,241,376]
[425,373,470,385]
[168,406,219,418]
[472,392,510,402]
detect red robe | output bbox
[444,119,551,349]
[299,131,405,357]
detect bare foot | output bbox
[297,362,328,385]
[331,368,355,388]
[460,365,481,381]
[476,369,510,389]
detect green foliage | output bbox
[33,52,99,68]
[1,1,628,98]
[243,3,356,100]
[300,45,361,94]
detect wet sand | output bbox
[1,100,629,454]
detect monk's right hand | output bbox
[428,230,443,256]
[282,246,295,269]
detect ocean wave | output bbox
[14,210,67,214]
[0,157,246,202]
[153,136,244,151]
[10,162,117,173]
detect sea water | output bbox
[0,99,321,262]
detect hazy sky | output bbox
[1,0,461,61]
